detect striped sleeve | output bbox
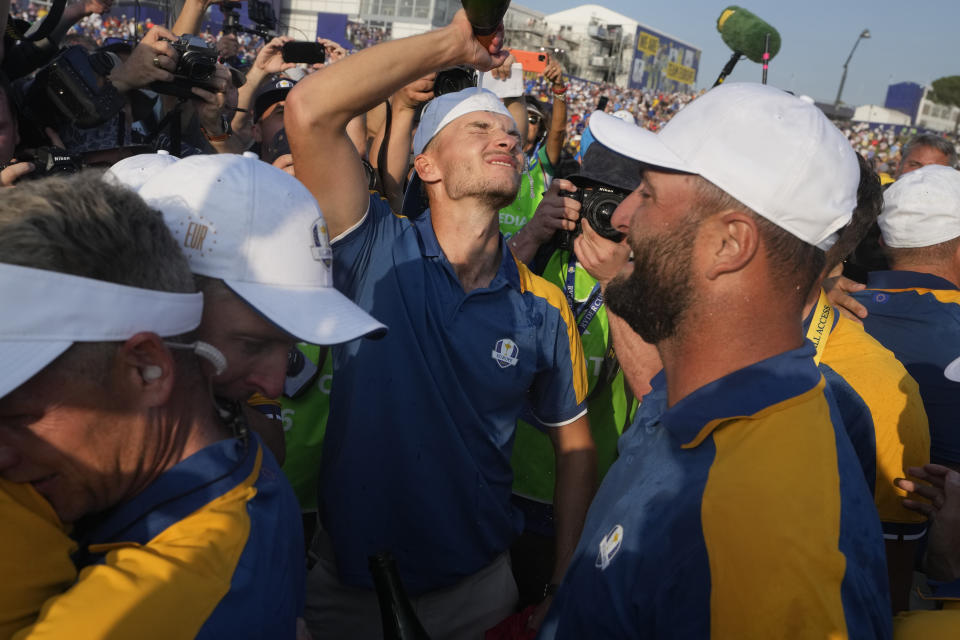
[13,449,263,640]
[513,256,588,425]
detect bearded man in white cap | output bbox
[0,174,305,637]
[286,10,596,638]
[538,84,892,639]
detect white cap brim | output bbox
[0,341,72,398]
[589,111,692,174]
[226,280,387,345]
[946,355,960,382]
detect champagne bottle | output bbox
[460,0,511,47]
[368,551,432,640]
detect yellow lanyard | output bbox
[805,289,835,366]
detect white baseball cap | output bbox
[589,83,860,250]
[129,154,387,345]
[0,262,203,398]
[413,87,516,156]
[104,150,177,191]
[879,165,960,248]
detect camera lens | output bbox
[582,187,627,242]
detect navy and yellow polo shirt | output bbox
[852,270,960,465]
[0,480,76,637]
[804,291,930,539]
[323,194,588,595]
[18,434,304,639]
[538,344,891,639]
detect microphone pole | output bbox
[761,33,771,84]
[713,51,742,87]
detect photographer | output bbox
[230,35,294,150]
[498,54,568,240]
[507,135,643,610]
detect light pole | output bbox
[834,29,871,108]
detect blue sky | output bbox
[518,0,960,106]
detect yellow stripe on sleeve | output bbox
[513,255,588,403]
[701,380,850,638]
[15,446,263,640]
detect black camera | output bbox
[150,35,219,99]
[284,346,319,398]
[557,181,628,250]
[20,147,85,178]
[433,66,477,96]
[22,46,125,131]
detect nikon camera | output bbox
[557,180,628,251]
[150,35,220,99]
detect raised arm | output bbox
[542,56,567,169]
[172,0,215,37]
[230,36,294,147]
[284,10,507,239]
[371,74,434,211]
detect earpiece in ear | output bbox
[142,365,162,382]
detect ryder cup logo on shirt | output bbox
[596,524,624,570]
[492,338,519,368]
[310,218,333,269]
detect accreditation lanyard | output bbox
[564,253,603,335]
[804,289,836,366]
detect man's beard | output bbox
[605,220,697,345]
[446,166,520,211]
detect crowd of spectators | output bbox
[345,20,389,51]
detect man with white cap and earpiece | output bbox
[850,165,960,472]
[538,83,892,638]
[286,10,595,638]
[106,152,387,465]
[0,174,307,637]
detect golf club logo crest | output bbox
[596,524,624,570]
[310,218,332,269]
[492,338,519,368]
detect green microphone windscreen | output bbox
[717,6,781,63]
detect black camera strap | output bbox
[564,252,603,335]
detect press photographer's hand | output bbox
[575,217,632,288]
[394,73,435,111]
[0,161,34,187]
[523,179,581,245]
[251,36,295,80]
[108,25,179,92]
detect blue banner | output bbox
[315,12,350,49]
[628,25,700,94]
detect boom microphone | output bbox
[717,6,781,63]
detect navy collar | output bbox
[867,270,958,291]
[73,435,260,551]
[659,343,821,448]
[413,209,522,292]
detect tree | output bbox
[928,76,960,135]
